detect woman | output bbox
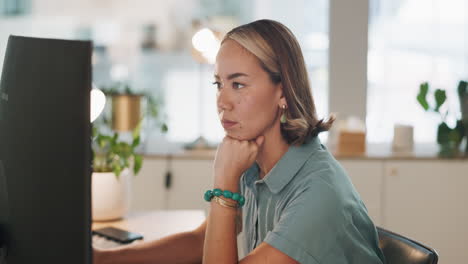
[95,19,385,264]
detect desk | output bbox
[92,210,206,242]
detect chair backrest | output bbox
[377,227,438,264]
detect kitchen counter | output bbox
[140,142,468,161]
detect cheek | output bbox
[230,94,277,138]
[242,93,277,120]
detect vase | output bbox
[92,169,132,221]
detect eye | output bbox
[212,81,221,90]
[233,82,245,89]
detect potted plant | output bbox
[91,123,143,221]
[91,83,167,221]
[417,81,466,158]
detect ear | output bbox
[277,83,287,108]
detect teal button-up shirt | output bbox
[239,136,385,264]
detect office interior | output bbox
[0,0,467,263]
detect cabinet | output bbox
[383,161,468,264]
[131,157,214,213]
[166,160,213,211]
[131,158,167,211]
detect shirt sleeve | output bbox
[264,176,345,264]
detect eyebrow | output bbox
[214,72,249,80]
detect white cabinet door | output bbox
[131,158,167,211]
[383,160,468,264]
[338,160,384,225]
[167,159,213,212]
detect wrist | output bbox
[213,182,240,193]
[205,188,245,208]
[214,173,241,192]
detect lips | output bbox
[222,119,238,129]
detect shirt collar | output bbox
[244,136,323,194]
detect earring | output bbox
[280,105,287,124]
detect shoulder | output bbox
[294,141,352,196]
[265,176,349,263]
[283,149,357,223]
[285,174,347,223]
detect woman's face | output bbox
[214,40,285,140]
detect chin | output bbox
[226,130,259,141]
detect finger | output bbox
[255,135,265,147]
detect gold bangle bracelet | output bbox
[212,196,238,209]
[218,196,238,206]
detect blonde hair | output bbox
[223,19,335,145]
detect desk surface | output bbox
[92,210,206,242]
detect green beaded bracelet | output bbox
[213,188,222,197]
[223,190,233,199]
[203,188,245,207]
[204,190,213,202]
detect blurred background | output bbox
[1,1,467,263]
[3,0,466,149]
[2,0,330,149]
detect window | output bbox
[367,0,468,143]
[0,0,329,146]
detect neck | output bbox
[256,128,289,179]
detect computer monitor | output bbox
[0,36,93,263]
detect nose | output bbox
[217,88,233,112]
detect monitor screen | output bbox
[0,35,92,264]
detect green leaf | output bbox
[133,154,143,175]
[455,120,465,143]
[161,123,168,133]
[438,121,462,145]
[437,122,451,144]
[113,163,122,178]
[146,95,159,118]
[132,121,142,140]
[417,82,429,111]
[448,130,461,144]
[97,135,111,148]
[124,84,133,95]
[434,89,447,112]
[458,80,468,97]
[132,136,140,148]
[119,142,130,153]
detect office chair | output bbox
[377,227,438,264]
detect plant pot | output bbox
[438,141,461,159]
[92,169,132,221]
[112,94,142,132]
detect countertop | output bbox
[139,142,468,161]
